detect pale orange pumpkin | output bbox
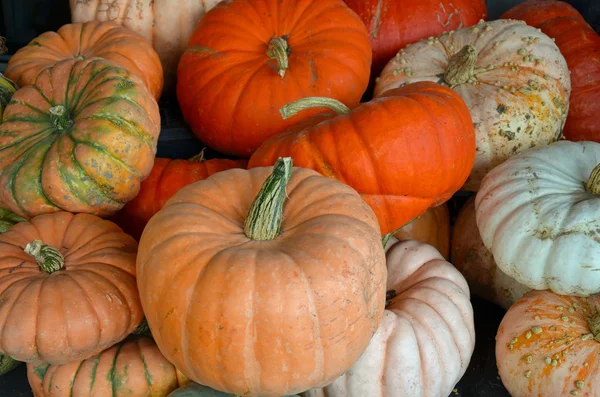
[394,203,450,260]
[136,158,387,397]
[0,212,143,365]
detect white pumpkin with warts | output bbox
[476,140,600,296]
[374,19,571,191]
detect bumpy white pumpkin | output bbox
[475,140,600,296]
[305,238,475,397]
[374,19,571,191]
[70,0,221,90]
[451,196,530,310]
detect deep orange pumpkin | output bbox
[248,81,476,235]
[111,154,247,240]
[176,0,372,157]
[502,0,600,142]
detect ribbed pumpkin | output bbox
[0,211,143,364]
[110,153,247,240]
[27,336,180,397]
[136,158,387,396]
[394,204,450,260]
[502,0,600,142]
[374,19,571,191]
[176,0,372,157]
[0,57,160,218]
[4,21,163,100]
[69,0,221,91]
[249,81,475,235]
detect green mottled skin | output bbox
[0,73,17,121]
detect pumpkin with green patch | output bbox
[0,57,160,218]
[27,336,180,397]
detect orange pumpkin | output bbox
[0,212,143,365]
[4,21,163,100]
[394,203,450,259]
[136,158,387,396]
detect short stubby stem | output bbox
[280,97,351,120]
[244,157,293,241]
[267,36,291,78]
[586,163,600,195]
[188,148,206,162]
[25,240,65,274]
[49,105,73,131]
[444,45,478,87]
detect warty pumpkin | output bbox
[496,290,600,397]
[27,336,180,397]
[305,238,475,397]
[248,81,476,235]
[475,140,600,296]
[374,19,571,191]
[342,0,487,92]
[394,203,450,260]
[136,158,387,397]
[0,57,160,218]
[70,0,221,92]
[110,152,247,240]
[4,21,163,100]
[502,0,600,142]
[451,196,530,310]
[0,211,144,364]
[176,0,372,157]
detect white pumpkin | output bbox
[305,238,475,397]
[475,140,600,296]
[374,19,571,191]
[451,196,530,310]
[69,0,222,91]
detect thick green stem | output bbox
[588,312,600,342]
[586,164,600,195]
[444,45,478,87]
[24,240,65,274]
[267,36,291,78]
[280,97,351,120]
[0,207,26,233]
[49,105,72,130]
[244,157,293,241]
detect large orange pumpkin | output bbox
[176,0,372,157]
[136,158,387,396]
[0,212,143,365]
[248,82,476,235]
[4,21,163,100]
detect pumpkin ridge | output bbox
[109,342,126,397]
[61,272,104,346]
[69,352,87,395]
[138,350,153,390]
[88,355,101,391]
[6,99,49,117]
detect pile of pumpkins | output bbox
[0,0,598,396]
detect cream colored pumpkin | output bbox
[451,196,530,310]
[69,0,222,90]
[496,290,600,397]
[305,238,475,397]
[374,19,571,191]
[475,140,600,296]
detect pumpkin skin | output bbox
[343,0,487,88]
[249,81,476,235]
[475,140,600,296]
[136,160,387,396]
[176,0,372,157]
[0,73,17,121]
[502,0,600,142]
[27,336,179,397]
[0,211,144,364]
[167,383,300,397]
[394,203,450,260]
[69,0,221,91]
[110,155,248,240]
[0,57,161,218]
[305,238,475,397]
[374,19,571,191]
[496,290,600,397]
[4,21,163,100]
[451,196,530,310]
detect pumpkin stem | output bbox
[385,289,397,308]
[267,36,291,78]
[280,97,351,120]
[0,207,26,233]
[24,240,65,274]
[382,215,422,248]
[0,355,21,376]
[244,157,293,241]
[586,164,600,195]
[132,318,152,337]
[444,45,478,87]
[49,105,73,131]
[188,148,206,162]
[588,312,600,342]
